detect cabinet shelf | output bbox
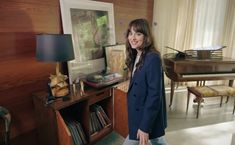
[33,86,114,145]
[90,123,112,143]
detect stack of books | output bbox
[65,119,87,145]
[89,104,111,134]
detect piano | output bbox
[163,53,235,107]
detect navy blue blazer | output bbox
[127,51,167,140]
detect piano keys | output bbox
[163,53,235,107]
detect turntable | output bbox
[83,73,123,88]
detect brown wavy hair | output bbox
[125,18,159,72]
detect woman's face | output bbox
[128,27,144,50]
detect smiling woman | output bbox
[123,18,168,145]
[127,30,144,49]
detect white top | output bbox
[132,54,141,77]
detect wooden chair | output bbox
[0,106,11,145]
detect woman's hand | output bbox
[137,129,149,145]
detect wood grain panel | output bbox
[33,94,59,145]
[0,1,59,143]
[3,0,59,5]
[114,89,128,137]
[0,1,60,33]
[114,0,154,43]
[0,0,153,144]
[56,111,73,145]
[90,0,154,43]
[0,80,51,138]
[0,57,54,91]
[0,33,36,59]
[10,129,39,145]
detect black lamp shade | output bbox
[36,34,75,62]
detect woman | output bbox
[123,19,167,145]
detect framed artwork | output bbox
[105,44,126,76]
[60,0,116,84]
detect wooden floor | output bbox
[166,88,235,145]
[96,87,235,145]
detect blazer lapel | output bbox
[128,70,137,93]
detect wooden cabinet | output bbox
[33,86,113,145]
[113,89,128,138]
[113,81,129,138]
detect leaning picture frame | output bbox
[60,0,116,84]
[105,44,127,76]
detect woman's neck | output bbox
[136,49,142,56]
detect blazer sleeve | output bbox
[139,54,163,133]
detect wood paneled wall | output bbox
[100,0,154,42]
[0,0,153,144]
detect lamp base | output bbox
[49,71,69,97]
[45,96,70,105]
[45,95,57,105]
[45,95,70,105]
[51,87,69,97]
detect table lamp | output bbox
[36,34,75,102]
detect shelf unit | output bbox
[33,86,113,145]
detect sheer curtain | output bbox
[152,0,195,54]
[153,0,230,53]
[191,0,228,86]
[223,0,235,59]
[191,0,228,48]
[152,0,196,86]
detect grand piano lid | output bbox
[165,46,187,59]
[164,46,227,60]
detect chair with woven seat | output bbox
[186,85,235,118]
[209,85,235,110]
[0,106,11,145]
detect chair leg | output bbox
[186,91,190,114]
[196,101,201,118]
[233,97,235,115]
[226,96,229,103]
[220,96,223,107]
[202,81,206,86]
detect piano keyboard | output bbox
[182,73,235,78]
